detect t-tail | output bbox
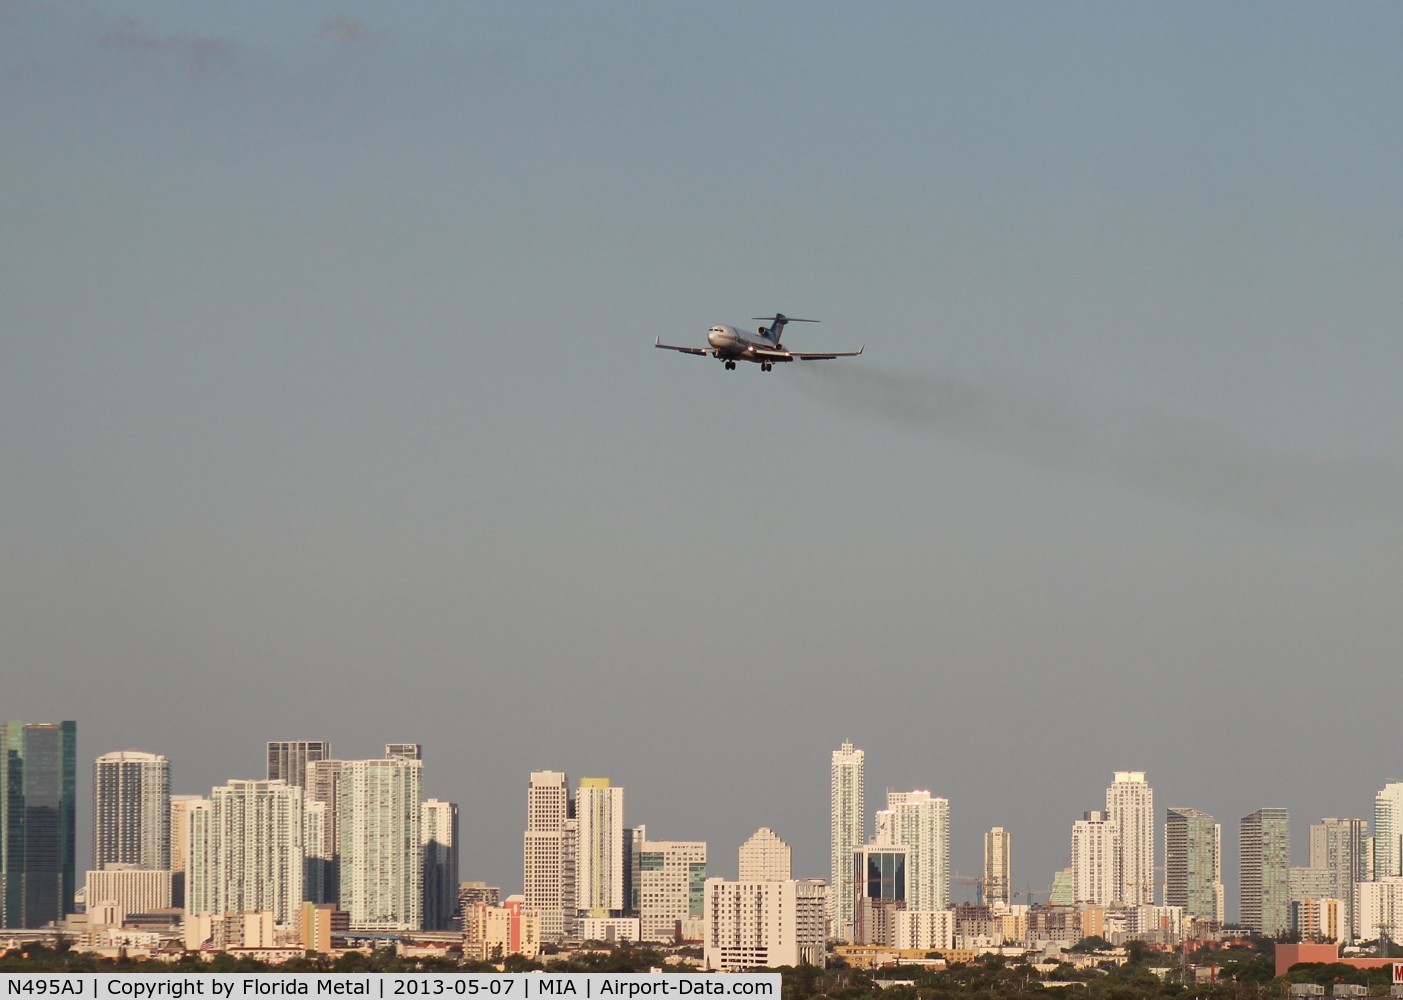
[752,313,818,344]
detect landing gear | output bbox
[761,362,772,372]
[724,360,736,370]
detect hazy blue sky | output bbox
[4,1,1402,918]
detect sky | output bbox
[3,1,1402,920]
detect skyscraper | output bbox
[888,790,950,912]
[339,757,423,930]
[1241,807,1290,936]
[265,741,330,789]
[422,799,459,931]
[186,779,304,925]
[93,750,170,871]
[632,829,706,942]
[1373,783,1403,880]
[1071,810,1117,906]
[303,798,334,904]
[524,770,570,943]
[739,828,792,882]
[575,778,624,914]
[304,759,344,905]
[984,827,1012,907]
[1,720,77,928]
[829,740,865,942]
[1106,771,1154,904]
[1310,817,1367,940]
[852,841,907,945]
[1165,807,1222,922]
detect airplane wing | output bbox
[654,338,710,357]
[790,345,865,360]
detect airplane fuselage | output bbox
[706,324,788,363]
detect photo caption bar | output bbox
[0,975,780,1000]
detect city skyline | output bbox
[5,0,1403,945]
[12,726,1403,933]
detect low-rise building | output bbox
[704,878,826,971]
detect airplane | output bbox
[655,313,864,371]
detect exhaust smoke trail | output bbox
[792,364,1403,525]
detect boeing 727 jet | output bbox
[655,313,864,371]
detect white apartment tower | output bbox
[984,827,1011,907]
[575,778,625,914]
[422,799,459,931]
[704,878,826,971]
[338,757,422,930]
[524,770,570,943]
[185,779,304,925]
[739,827,792,882]
[1072,810,1118,906]
[1107,771,1155,904]
[1354,878,1403,943]
[829,741,865,942]
[1373,783,1403,880]
[888,790,950,912]
[93,750,171,871]
[169,794,202,877]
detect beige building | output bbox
[704,878,826,971]
[984,828,1011,907]
[523,771,569,943]
[86,866,174,916]
[298,901,344,953]
[894,909,955,951]
[465,895,541,961]
[633,829,706,942]
[739,827,792,882]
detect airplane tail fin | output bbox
[752,313,817,344]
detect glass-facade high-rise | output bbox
[1,721,77,929]
[1241,807,1290,936]
[1165,807,1222,922]
[855,845,906,903]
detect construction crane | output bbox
[954,873,1006,905]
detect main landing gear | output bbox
[724,360,736,370]
[760,362,773,372]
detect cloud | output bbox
[320,15,382,47]
[792,364,1403,526]
[99,12,233,73]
